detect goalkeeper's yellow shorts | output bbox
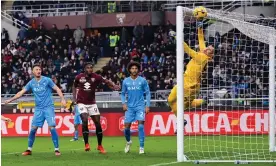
[167,84,203,114]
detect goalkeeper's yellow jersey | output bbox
[183,28,210,87]
[183,51,208,87]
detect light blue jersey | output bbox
[24,76,55,109]
[121,76,150,123]
[73,105,82,125]
[24,76,56,127]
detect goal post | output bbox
[269,34,276,152]
[176,6,185,162]
[176,6,276,163]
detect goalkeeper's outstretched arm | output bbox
[183,42,197,59]
[183,42,209,64]
[171,33,199,59]
[198,27,206,51]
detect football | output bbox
[193,6,207,20]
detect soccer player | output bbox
[121,62,151,154]
[67,100,82,141]
[168,23,214,127]
[4,64,66,156]
[72,62,120,153]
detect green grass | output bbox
[2,136,276,166]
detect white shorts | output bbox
[77,103,100,116]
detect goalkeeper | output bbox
[168,23,214,126]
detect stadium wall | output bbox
[29,11,180,29]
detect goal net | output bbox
[176,6,276,163]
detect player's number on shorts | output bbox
[140,112,144,118]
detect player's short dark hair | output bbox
[127,61,141,73]
[32,64,41,69]
[84,62,94,68]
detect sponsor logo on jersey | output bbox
[33,87,46,92]
[84,82,91,90]
[127,86,141,90]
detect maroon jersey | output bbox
[74,73,104,104]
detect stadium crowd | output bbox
[1,16,275,103]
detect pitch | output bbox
[2,136,276,166]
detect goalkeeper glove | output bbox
[196,21,204,28]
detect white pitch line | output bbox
[1,148,83,156]
[148,161,180,166]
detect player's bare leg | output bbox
[80,113,90,151]
[49,126,61,156]
[91,115,106,154]
[22,126,38,156]
[124,123,132,153]
[138,120,145,154]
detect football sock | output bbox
[28,128,37,150]
[138,124,145,148]
[82,124,89,144]
[74,130,79,139]
[50,128,59,149]
[95,124,103,146]
[124,128,131,142]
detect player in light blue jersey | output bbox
[121,61,150,154]
[4,64,66,156]
[67,100,82,141]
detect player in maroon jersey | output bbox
[72,62,120,153]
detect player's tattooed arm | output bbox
[52,85,66,107]
[72,78,79,104]
[4,89,27,104]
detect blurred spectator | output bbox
[109,31,120,53]
[97,33,105,57]
[120,27,129,45]
[30,19,37,29]
[17,27,27,41]
[133,21,144,44]
[62,24,73,39]
[1,28,9,47]
[73,26,85,44]
[49,24,59,41]
[144,22,154,46]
